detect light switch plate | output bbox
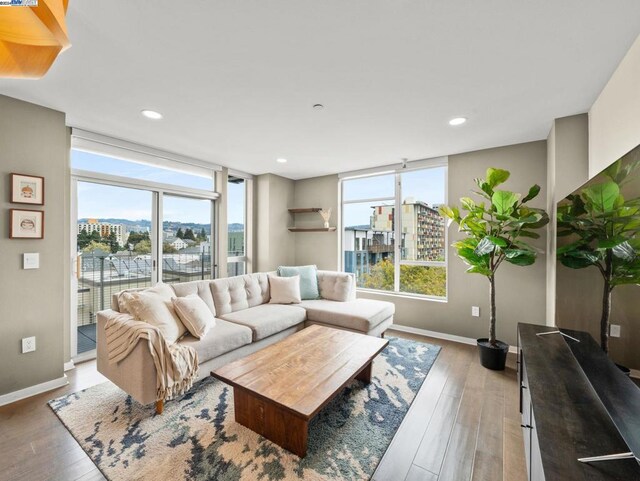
[610,324,621,338]
[23,253,39,270]
[22,336,36,353]
[472,306,480,317]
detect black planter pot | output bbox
[477,338,509,370]
[615,363,631,376]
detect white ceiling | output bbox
[1,1,640,180]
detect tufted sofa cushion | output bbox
[171,280,217,315]
[210,273,270,315]
[317,270,355,302]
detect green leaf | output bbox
[582,181,620,212]
[486,168,510,188]
[487,236,508,247]
[466,265,492,276]
[612,241,636,261]
[518,230,540,239]
[596,236,625,249]
[474,237,496,256]
[522,184,541,203]
[460,197,476,211]
[439,205,455,219]
[492,190,520,216]
[504,249,536,266]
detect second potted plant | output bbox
[440,167,549,370]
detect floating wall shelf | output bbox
[288,227,337,232]
[288,207,334,232]
[288,208,322,214]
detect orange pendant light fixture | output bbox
[0,0,71,78]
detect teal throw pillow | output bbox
[277,265,319,300]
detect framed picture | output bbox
[11,173,45,205]
[10,209,44,239]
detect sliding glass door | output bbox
[162,195,214,283]
[75,181,154,356]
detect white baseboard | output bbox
[388,324,518,354]
[64,360,75,372]
[0,375,68,407]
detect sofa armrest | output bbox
[96,309,159,405]
[317,270,356,302]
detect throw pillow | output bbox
[172,294,216,339]
[268,274,302,304]
[121,283,187,344]
[277,265,319,300]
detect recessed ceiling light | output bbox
[449,117,467,126]
[276,158,288,163]
[313,104,324,110]
[141,109,163,120]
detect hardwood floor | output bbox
[0,331,527,481]
[373,332,527,481]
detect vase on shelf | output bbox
[319,208,331,229]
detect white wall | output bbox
[590,34,640,176]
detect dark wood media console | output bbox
[517,323,640,481]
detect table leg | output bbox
[234,387,309,457]
[356,361,373,384]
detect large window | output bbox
[71,140,218,359]
[341,163,447,299]
[227,175,247,276]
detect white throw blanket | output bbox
[104,313,199,402]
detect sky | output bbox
[343,168,446,227]
[73,150,245,224]
[73,150,444,228]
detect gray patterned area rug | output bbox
[49,337,440,481]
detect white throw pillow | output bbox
[268,274,302,304]
[172,294,215,339]
[121,283,187,344]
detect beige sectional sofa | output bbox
[96,270,394,408]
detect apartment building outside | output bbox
[77,219,126,247]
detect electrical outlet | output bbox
[610,324,621,338]
[22,336,36,353]
[472,306,480,317]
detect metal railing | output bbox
[76,252,212,327]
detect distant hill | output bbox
[79,218,244,234]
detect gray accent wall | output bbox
[254,173,295,272]
[0,95,69,396]
[293,175,340,271]
[545,114,589,326]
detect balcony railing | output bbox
[367,244,395,254]
[76,252,212,328]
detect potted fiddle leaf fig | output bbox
[557,156,640,360]
[440,168,549,370]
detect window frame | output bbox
[340,158,448,301]
[70,137,220,362]
[227,173,252,275]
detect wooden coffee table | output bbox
[211,324,388,457]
